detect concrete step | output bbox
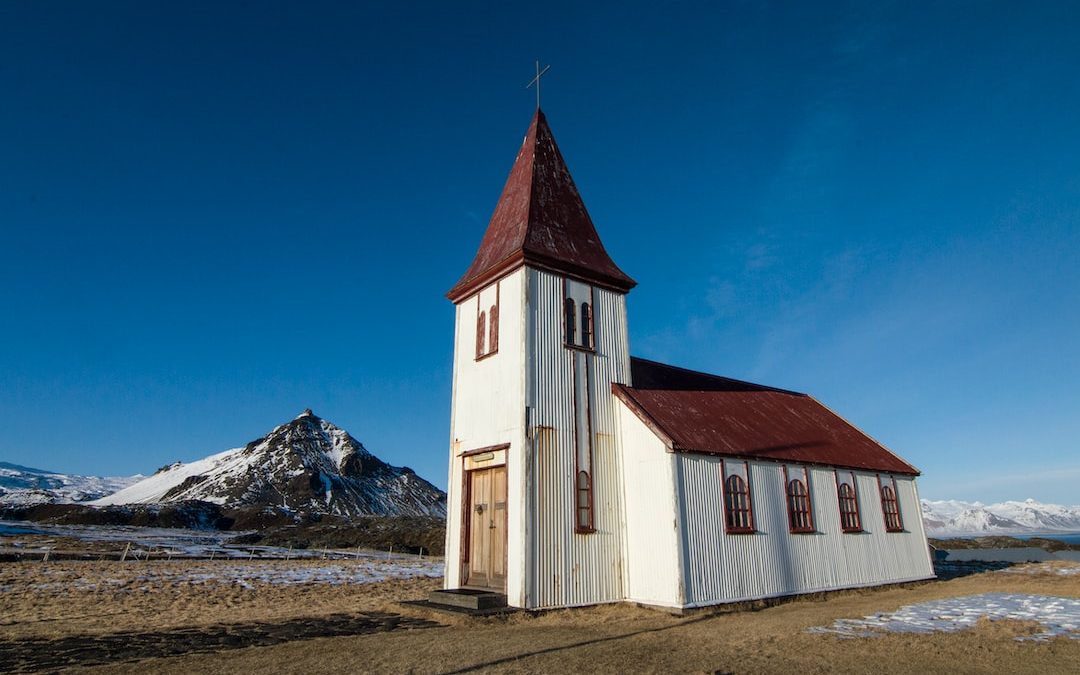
[428,589,507,610]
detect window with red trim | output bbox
[838,482,861,532]
[576,470,594,532]
[881,484,903,532]
[580,302,593,349]
[488,304,499,353]
[723,474,754,533]
[786,479,814,533]
[475,310,486,359]
[564,298,576,345]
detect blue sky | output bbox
[1,1,1077,503]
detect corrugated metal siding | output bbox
[677,456,934,606]
[616,400,682,607]
[527,268,629,608]
[444,270,527,592]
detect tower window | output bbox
[475,310,486,359]
[576,470,594,532]
[489,304,499,353]
[580,302,593,349]
[564,298,576,345]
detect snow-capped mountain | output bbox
[0,462,139,507]
[921,498,1080,535]
[93,410,446,517]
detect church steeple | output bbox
[447,109,636,302]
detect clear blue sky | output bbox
[2,2,1077,504]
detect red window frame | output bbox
[879,476,904,532]
[564,297,577,345]
[837,481,862,532]
[580,302,593,349]
[475,310,486,359]
[785,478,815,533]
[473,282,500,361]
[576,470,594,533]
[723,472,755,534]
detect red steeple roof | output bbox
[447,109,636,302]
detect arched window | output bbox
[881,484,903,532]
[475,310,486,359]
[564,298,576,345]
[723,474,754,533]
[838,482,861,532]
[580,302,593,349]
[786,479,814,533]
[576,470,593,532]
[488,304,499,353]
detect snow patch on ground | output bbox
[808,593,1080,641]
[4,560,444,593]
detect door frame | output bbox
[460,454,508,591]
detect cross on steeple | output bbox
[525,60,551,109]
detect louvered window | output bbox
[488,304,499,353]
[475,310,486,359]
[564,298,576,345]
[580,302,593,349]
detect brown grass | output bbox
[2,560,1078,674]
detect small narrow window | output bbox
[564,298,576,345]
[488,304,499,353]
[576,470,593,532]
[838,482,861,532]
[580,302,593,349]
[786,479,814,533]
[881,484,903,532]
[723,474,754,533]
[475,310,486,359]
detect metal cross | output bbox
[526,60,551,109]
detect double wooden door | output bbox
[464,465,507,590]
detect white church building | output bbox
[441,109,935,611]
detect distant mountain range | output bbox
[0,462,139,507]
[5,435,1077,535]
[921,498,1080,536]
[2,410,446,519]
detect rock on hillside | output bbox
[93,410,446,518]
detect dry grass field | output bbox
[1,557,1078,674]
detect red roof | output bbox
[447,109,635,302]
[614,358,919,475]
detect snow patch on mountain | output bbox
[0,462,139,507]
[922,498,1080,535]
[93,410,446,518]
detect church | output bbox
[440,108,935,611]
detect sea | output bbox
[1014,532,1080,545]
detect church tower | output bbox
[444,109,635,608]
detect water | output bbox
[0,521,47,536]
[1014,532,1080,545]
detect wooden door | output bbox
[464,465,507,590]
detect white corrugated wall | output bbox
[676,455,935,607]
[615,399,683,607]
[526,268,630,608]
[444,270,528,595]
